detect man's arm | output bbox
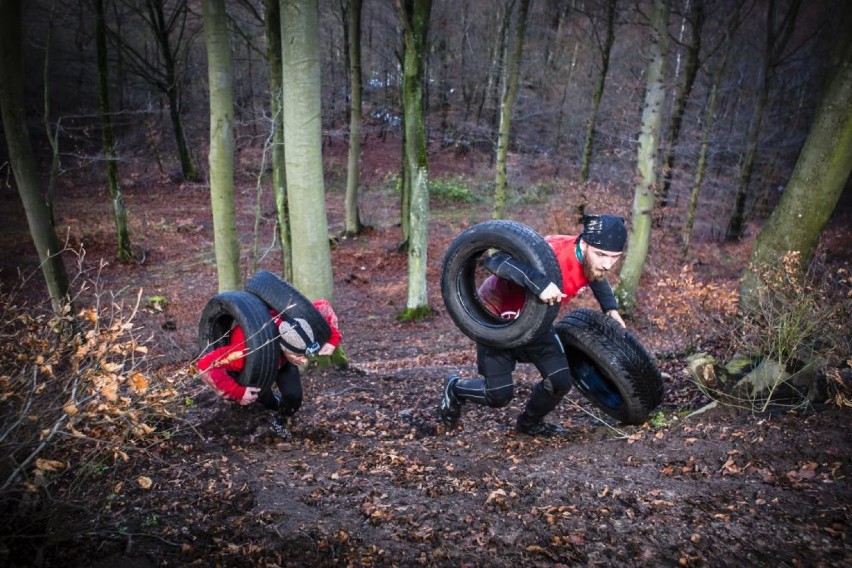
[589,279,625,327]
[482,252,552,296]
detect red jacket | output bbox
[478,235,614,319]
[197,299,342,401]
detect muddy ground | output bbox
[0,136,850,567]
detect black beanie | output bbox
[580,214,627,252]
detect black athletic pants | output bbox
[454,328,574,423]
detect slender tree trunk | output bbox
[659,0,704,209]
[580,0,616,183]
[740,32,852,311]
[395,0,433,314]
[727,0,802,240]
[265,0,292,281]
[281,0,334,301]
[95,0,132,261]
[616,0,669,315]
[683,40,729,255]
[149,0,199,181]
[493,0,531,220]
[0,0,70,314]
[344,0,365,237]
[203,0,241,292]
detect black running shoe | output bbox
[516,416,568,437]
[439,375,463,425]
[271,416,291,440]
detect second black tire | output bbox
[441,220,562,348]
[197,291,280,390]
[245,270,331,347]
[555,308,664,425]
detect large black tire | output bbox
[555,308,664,425]
[197,291,279,390]
[440,220,562,348]
[245,270,331,347]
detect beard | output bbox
[583,256,606,281]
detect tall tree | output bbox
[492,0,531,220]
[0,0,71,314]
[344,0,365,237]
[395,0,433,315]
[579,0,617,183]
[281,0,334,301]
[111,0,199,181]
[740,28,852,311]
[726,0,802,240]
[95,0,133,261]
[202,0,241,292]
[265,0,292,281]
[616,0,669,314]
[658,0,704,209]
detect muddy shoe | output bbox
[439,375,463,426]
[271,416,292,440]
[515,416,568,437]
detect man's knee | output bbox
[543,368,573,398]
[484,384,514,408]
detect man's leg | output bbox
[440,343,516,425]
[276,362,303,418]
[516,332,574,436]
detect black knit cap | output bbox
[580,214,627,252]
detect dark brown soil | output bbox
[1,137,850,567]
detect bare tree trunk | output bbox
[344,0,365,237]
[580,0,616,183]
[659,0,704,210]
[265,0,292,281]
[493,0,531,220]
[281,0,334,301]
[740,30,852,311]
[727,0,803,240]
[203,0,241,292]
[0,0,70,313]
[616,0,669,315]
[395,0,433,315]
[682,39,730,256]
[95,0,132,261]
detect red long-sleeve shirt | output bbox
[197,299,342,401]
[477,235,617,319]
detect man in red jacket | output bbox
[198,299,342,437]
[439,214,628,437]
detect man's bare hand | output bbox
[318,343,336,356]
[240,386,261,405]
[607,310,626,328]
[539,282,567,305]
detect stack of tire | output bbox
[197,271,331,391]
[441,220,664,425]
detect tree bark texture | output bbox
[395,0,433,311]
[203,0,241,292]
[740,31,852,311]
[281,0,334,301]
[344,0,364,237]
[616,0,669,315]
[265,0,292,281]
[0,0,70,313]
[96,0,132,261]
[493,0,531,220]
[580,0,616,183]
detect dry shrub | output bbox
[645,264,739,354]
[0,264,185,552]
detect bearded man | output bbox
[439,214,628,436]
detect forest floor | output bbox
[1,134,850,567]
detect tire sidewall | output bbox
[440,220,562,348]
